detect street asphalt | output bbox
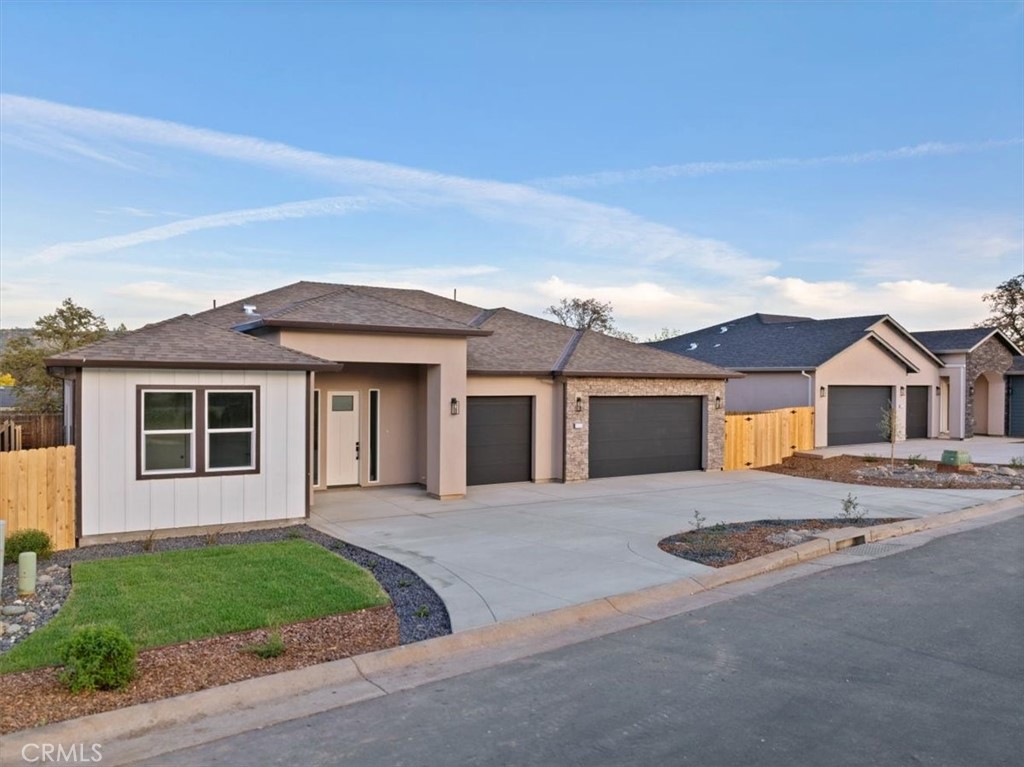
[129,514,1024,767]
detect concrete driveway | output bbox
[310,471,1022,631]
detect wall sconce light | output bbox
[575,395,583,412]
[450,397,460,416]
[819,386,826,398]
[968,384,975,396]
[714,395,722,410]
[935,385,941,395]
[899,386,905,396]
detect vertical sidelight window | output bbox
[313,390,321,486]
[369,389,380,483]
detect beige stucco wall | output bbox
[312,364,422,488]
[814,336,941,446]
[562,377,726,482]
[467,375,565,482]
[280,330,467,498]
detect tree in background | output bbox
[647,327,683,343]
[544,297,639,342]
[0,299,123,412]
[976,273,1023,348]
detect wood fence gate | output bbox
[724,407,815,470]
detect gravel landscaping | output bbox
[659,517,908,567]
[759,454,1024,490]
[0,524,450,734]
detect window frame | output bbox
[204,389,257,473]
[140,389,196,476]
[137,385,261,480]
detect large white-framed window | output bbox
[141,390,196,475]
[206,390,256,471]
[138,385,260,480]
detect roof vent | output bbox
[243,304,258,316]
[688,342,698,351]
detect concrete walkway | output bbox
[310,470,1022,632]
[807,435,1024,464]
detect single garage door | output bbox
[467,396,532,485]
[589,396,703,479]
[827,386,892,446]
[1008,377,1024,437]
[906,386,929,439]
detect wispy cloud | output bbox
[535,139,1024,190]
[1,93,773,276]
[34,195,382,262]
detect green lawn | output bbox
[0,540,390,673]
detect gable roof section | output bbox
[45,315,341,371]
[914,327,1021,355]
[562,330,733,379]
[649,313,889,370]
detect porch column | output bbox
[426,361,467,499]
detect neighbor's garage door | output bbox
[467,396,532,485]
[827,386,892,446]
[589,396,703,479]
[1008,377,1024,437]
[906,386,929,439]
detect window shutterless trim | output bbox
[204,389,257,472]
[136,385,261,481]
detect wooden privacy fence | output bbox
[0,446,76,551]
[0,419,22,452]
[1,413,65,449]
[724,407,815,470]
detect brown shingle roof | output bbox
[197,281,488,337]
[45,315,340,371]
[562,330,734,379]
[469,309,578,374]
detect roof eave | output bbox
[558,371,733,380]
[249,319,492,337]
[45,358,344,372]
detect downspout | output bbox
[800,370,813,407]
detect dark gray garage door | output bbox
[589,396,703,479]
[906,386,929,439]
[827,386,892,446]
[467,396,532,486]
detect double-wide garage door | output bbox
[589,396,703,478]
[827,386,892,446]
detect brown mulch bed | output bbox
[758,454,1021,489]
[0,605,398,735]
[659,517,906,568]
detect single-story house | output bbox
[649,313,1021,447]
[46,281,734,541]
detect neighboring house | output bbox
[0,386,17,410]
[46,281,733,541]
[651,314,1022,447]
[1007,356,1024,438]
[915,328,1022,439]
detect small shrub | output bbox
[907,454,926,467]
[204,530,221,546]
[141,531,157,552]
[838,493,866,524]
[285,528,303,540]
[57,625,137,693]
[690,509,707,531]
[245,630,285,659]
[1010,457,1023,468]
[398,579,411,588]
[414,605,430,618]
[4,529,53,564]
[862,453,881,464]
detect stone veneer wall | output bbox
[562,377,727,482]
[964,337,1015,438]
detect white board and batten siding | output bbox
[80,368,308,536]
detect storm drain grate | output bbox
[835,542,908,557]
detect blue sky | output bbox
[1,1,1021,335]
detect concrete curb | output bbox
[3,493,1021,765]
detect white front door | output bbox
[327,391,359,486]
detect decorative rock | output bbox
[6,622,22,634]
[21,612,38,623]
[37,574,53,585]
[1,605,27,616]
[998,467,1018,476]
